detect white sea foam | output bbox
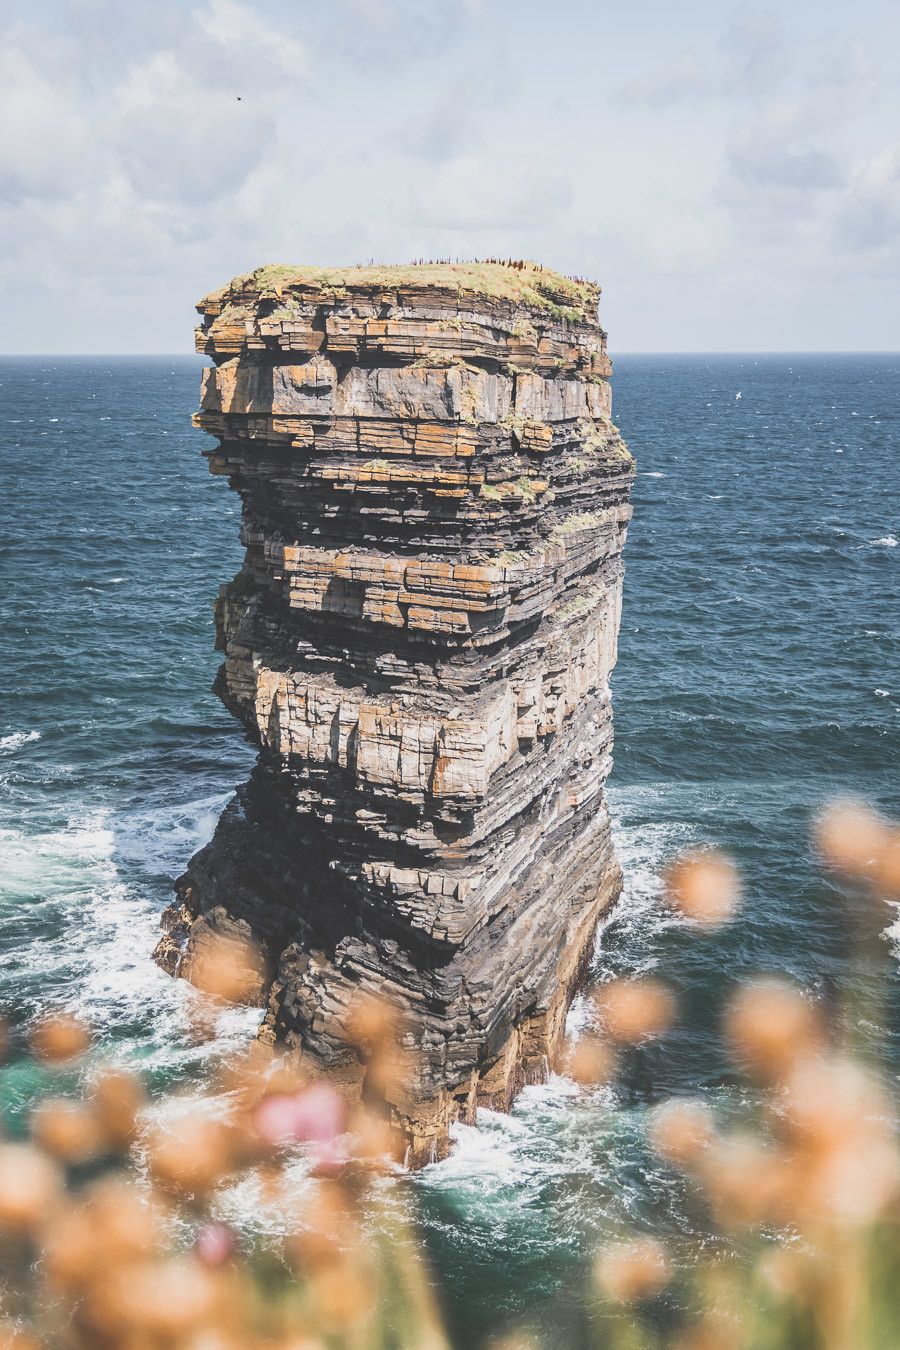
[114,790,235,874]
[640,471,667,478]
[423,1116,526,1187]
[564,808,689,1038]
[884,907,900,966]
[0,773,685,1214]
[0,799,260,1074]
[871,535,897,548]
[215,1154,318,1234]
[0,729,41,752]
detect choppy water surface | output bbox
[1,354,897,1344]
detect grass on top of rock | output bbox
[200,260,600,325]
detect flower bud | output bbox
[664,850,740,927]
[594,1237,671,1302]
[0,1143,61,1236]
[594,977,675,1044]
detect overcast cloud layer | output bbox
[1,0,898,352]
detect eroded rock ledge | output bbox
[155,261,634,1165]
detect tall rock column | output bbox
[155,262,634,1164]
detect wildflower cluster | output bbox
[569,805,900,1349]
[0,988,446,1349]
[1,799,898,1347]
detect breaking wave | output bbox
[0,729,41,753]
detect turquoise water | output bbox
[1,354,897,1343]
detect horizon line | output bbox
[1,349,898,359]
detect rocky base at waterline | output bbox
[155,261,634,1165]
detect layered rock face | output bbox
[155,261,634,1164]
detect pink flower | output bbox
[253,1093,301,1146]
[292,1085,344,1144]
[253,1084,344,1148]
[195,1222,235,1267]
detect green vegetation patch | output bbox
[550,511,604,538]
[199,261,600,324]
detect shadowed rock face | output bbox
[155,261,634,1164]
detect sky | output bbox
[1,0,898,353]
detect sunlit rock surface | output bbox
[155,261,635,1164]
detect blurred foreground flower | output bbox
[816,797,900,898]
[28,1012,92,1065]
[0,1142,61,1235]
[647,1097,716,1168]
[595,976,676,1043]
[565,1035,618,1087]
[595,1237,671,1302]
[664,850,740,927]
[1,796,898,1349]
[724,977,822,1082]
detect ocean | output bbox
[1,353,897,1344]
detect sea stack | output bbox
[155,261,634,1164]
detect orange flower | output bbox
[724,978,821,1081]
[89,1066,146,1150]
[145,1107,235,1199]
[647,1097,716,1168]
[594,1236,671,1302]
[31,1098,103,1165]
[873,825,900,899]
[664,849,740,927]
[0,1143,62,1236]
[815,799,890,883]
[86,1257,223,1338]
[565,1035,617,1087]
[28,1013,91,1065]
[594,977,676,1043]
[780,1056,888,1153]
[188,929,268,1004]
[702,1133,791,1229]
[43,1179,162,1295]
[345,995,399,1051]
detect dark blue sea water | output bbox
[1,354,897,1344]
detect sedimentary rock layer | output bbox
[155,261,634,1163]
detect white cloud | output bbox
[0,0,315,310]
[0,44,93,203]
[640,213,725,276]
[726,124,841,196]
[408,153,572,231]
[196,0,309,84]
[114,51,273,204]
[617,53,717,108]
[617,7,786,108]
[0,0,896,352]
[718,7,786,92]
[838,149,900,252]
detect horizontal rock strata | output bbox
[155,261,634,1164]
